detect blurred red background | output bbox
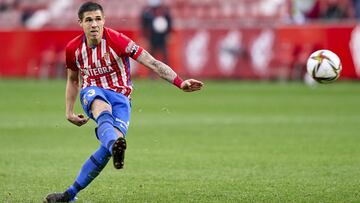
[0,0,359,80]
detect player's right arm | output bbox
[65,69,89,126]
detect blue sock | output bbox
[66,145,111,198]
[96,111,119,154]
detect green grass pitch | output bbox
[0,79,360,202]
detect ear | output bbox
[78,19,82,27]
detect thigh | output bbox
[106,90,131,137]
[80,86,111,119]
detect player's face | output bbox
[79,10,105,46]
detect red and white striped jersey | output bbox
[65,27,143,97]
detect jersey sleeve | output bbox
[117,33,144,60]
[65,43,78,71]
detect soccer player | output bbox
[44,1,203,203]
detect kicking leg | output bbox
[92,99,127,169]
[44,145,111,202]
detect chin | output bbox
[88,35,98,40]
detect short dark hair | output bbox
[78,1,104,21]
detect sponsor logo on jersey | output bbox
[83,66,114,76]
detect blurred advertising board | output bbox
[174,23,360,80]
[0,24,359,80]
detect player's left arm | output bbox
[136,50,203,92]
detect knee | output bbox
[91,99,112,119]
[96,111,114,126]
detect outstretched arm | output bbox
[65,69,89,126]
[136,50,203,92]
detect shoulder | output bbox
[105,27,134,52]
[105,27,130,42]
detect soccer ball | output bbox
[306,49,342,83]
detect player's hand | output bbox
[67,113,90,126]
[180,79,204,92]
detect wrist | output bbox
[172,75,183,89]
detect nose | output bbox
[91,20,98,27]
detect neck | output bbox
[87,38,101,48]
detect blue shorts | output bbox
[80,86,131,136]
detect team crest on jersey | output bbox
[102,52,112,66]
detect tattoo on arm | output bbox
[138,51,176,82]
